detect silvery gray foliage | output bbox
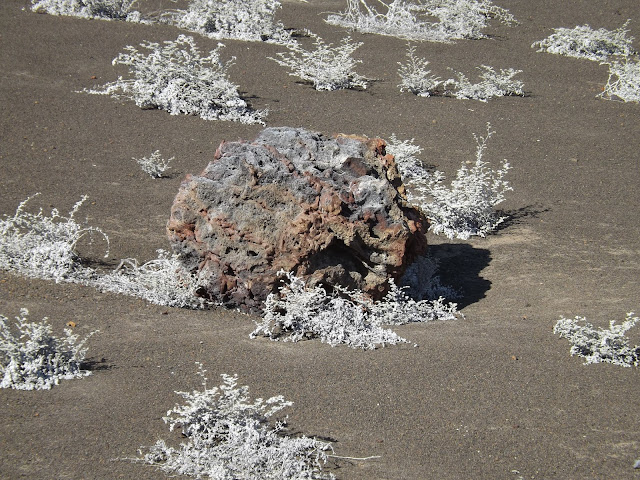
[84,35,266,124]
[134,150,173,178]
[397,46,524,100]
[160,0,292,45]
[600,57,640,103]
[0,309,96,390]
[95,250,207,309]
[269,34,368,91]
[139,365,335,479]
[388,125,512,239]
[0,194,108,283]
[444,65,524,101]
[326,0,517,43]
[554,313,639,367]
[532,21,636,62]
[0,196,206,309]
[251,271,459,350]
[397,44,444,96]
[30,0,144,22]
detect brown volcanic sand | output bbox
[1,1,639,479]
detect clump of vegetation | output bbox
[532,21,636,61]
[138,365,335,479]
[134,150,173,178]
[160,0,292,44]
[397,44,444,96]
[251,271,459,349]
[0,308,96,390]
[397,45,524,100]
[326,0,517,43]
[84,35,266,124]
[0,196,205,309]
[600,57,640,103]
[270,34,368,91]
[445,65,524,101]
[0,194,107,283]
[96,250,207,309]
[30,0,143,21]
[554,313,639,367]
[389,125,512,239]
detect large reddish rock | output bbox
[167,127,428,312]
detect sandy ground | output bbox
[1,0,639,478]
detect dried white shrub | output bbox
[388,125,512,239]
[134,150,173,178]
[532,20,636,62]
[554,313,639,367]
[444,65,524,101]
[160,0,292,44]
[326,0,517,43]
[251,271,459,350]
[0,194,108,283]
[397,44,444,96]
[0,308,96,390]
[95,250,207,309]
[84,35,266,124]
[30,0,144,21]
[397,46,524,100]
[600,57,640,103]
[0,196,205,309]
[138,365,335,479]
[270,34,368,91]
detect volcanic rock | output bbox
[167,127,428,312]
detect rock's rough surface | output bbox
[167,127,428,312]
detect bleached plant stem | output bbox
[600,57,640,103]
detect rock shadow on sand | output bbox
[428,243,492,309]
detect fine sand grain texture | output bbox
[1,0,639,478]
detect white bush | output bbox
[95,250,207,309]
[326,0,517,43]
[600,57,640,103]
[554,313,639,367]
[445,65,524,101]
[388,125,512,239]
[84,35,266,124]
[397,46,524,100]
[532,21,636,62]
[0,195,205,309]
[0,308,96,390]
[138,365,335,479]
[270,34,368,91]
[251,271,458,350]
[30,0,143,21]
[0,194,108,282]
[134,150,173,178]
[160,0,292,44]
[397,44,444,96]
